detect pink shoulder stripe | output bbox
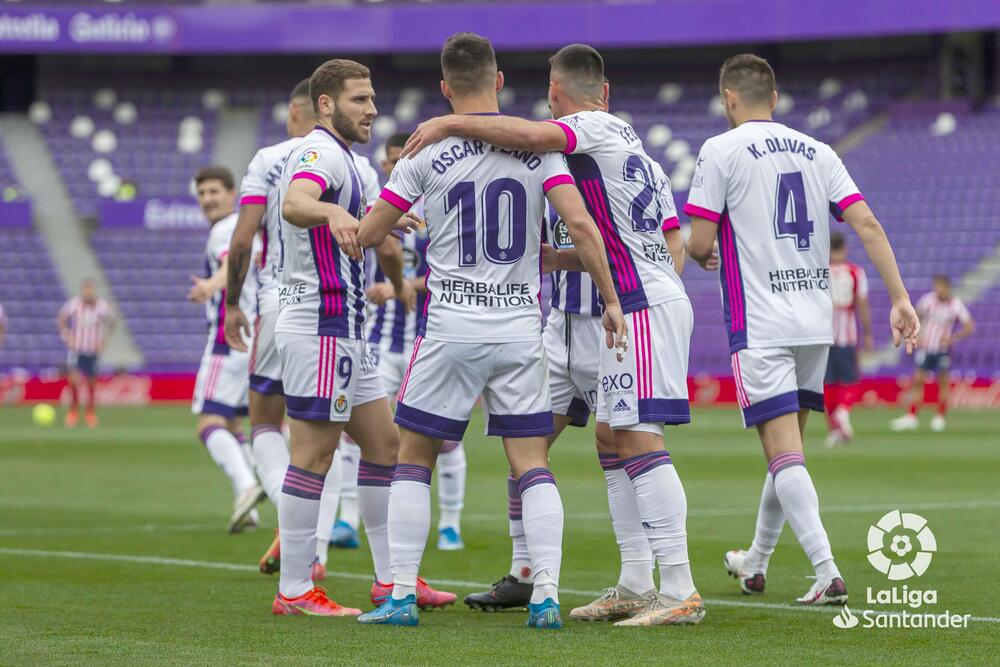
[543,174,574,193]
[683,203,721,223]
[379,188,413,213]
[835,193,865,221]
[661,216,680,231]
[240,195,267,206]
[544,119,577,154]
[290,171,327,189]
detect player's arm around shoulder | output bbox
[402,114,568,157]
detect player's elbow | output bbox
[688,237,712,262]
[358,225,383,249]
[282,196,306,228]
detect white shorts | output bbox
[192,341,250,418]
[249,308,283,396]
[544,308,601,427]
[597,299,692,431]
[731,344,828,428]
[275,332,386,422]
[395,336,553,441]
[370,345,409,399]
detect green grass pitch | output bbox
[1,405,998,665]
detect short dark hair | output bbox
[194,165,234,190]
[310,59,371,112]
[719,54,777,107]
[441,32,497,95]
[830,232,846,251]
[549,43,605,98]
[385,132,412,151]
[290,77,310,101]
[933,274,952,286]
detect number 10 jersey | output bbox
[684,120,864,352]
[380,122,573,343]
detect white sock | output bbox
[743,472,784,575]
[278,465,325,598]
[599,454,655,594]
[200,425,256,497]
[624,451,696,601]
[251,424,289,508]
[436,441,466,531]
[357,459,394,586]
[338,438,361,530]
[507,474,532,582]
[769,453,840,580]
[314,455,343,566]
[519,468,563,605]
[236,431,255,469]
[387,464,432,600]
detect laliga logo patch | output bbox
[334,394,348,414]
[300,149,320,165]
[867,510,936,580]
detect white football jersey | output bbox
[276,126,370,339]
[204,212,260,353]
[547,109,686,313]
[685,120,863,351]
[240,136,303,314]
[382,124,572,343]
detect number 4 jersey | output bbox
[684,120,864,352]
[380,121,573,343]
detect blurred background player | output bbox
[57,278,113,428]
[187,165,263,533]
[824,232,872,446]
[225,78,316,573]
[357,33,625,628]
[686,54,919,606]
[359,131,467,552]
[405,42,699,628]
[0,302,6,348]
[891,275,975,432]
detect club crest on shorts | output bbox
[334,393,348,414]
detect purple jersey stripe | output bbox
[718,211,748,352]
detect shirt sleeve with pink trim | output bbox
[955,298,972,324]
[238,147,269,207]
[548,111,602,155]
[540,152,574,194]
[826,148,864,222]
[289,140,344,192]
[380,149,424,213]
[683,139,727,223]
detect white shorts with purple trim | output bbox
[731,344,828,428]
[275,332,386,422]
[544,308,601,427]
[370,346,409,400]
[249,307,283,396]
[395,337,554,441]
[192,340,249,418]
[597,298,692,430]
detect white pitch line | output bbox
[0,523,219,537]
[0,547,996,624]
[465,499,1000,523]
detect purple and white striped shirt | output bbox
[275,125,369,339]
